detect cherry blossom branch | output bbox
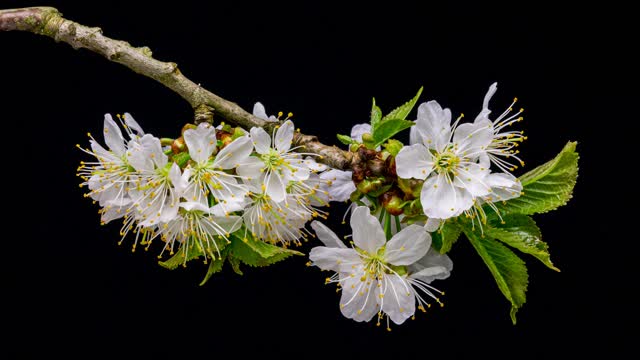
[0,6,354,169]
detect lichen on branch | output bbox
[0,6,353,169]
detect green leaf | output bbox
[371,119,414,148]
[498,141,579,215]
[381,86,423,122]
[171,152,192,168]
[227,254,243,275]
[158,242,204,270]
[337,134,356,145]
[486,214,559,272]
[229,235,303,271]
[465,228,528,324]
[370,98,382,131]
[431,221,462,254]
[199,250,227,286]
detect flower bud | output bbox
[397,177,423,199]
[171,136,187,154]
[356,177,384,194]
[380,191,404,215]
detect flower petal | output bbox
[339,271,379,322]
[453,161,491,197]
[484,173,523,202]
[350,206,385,254]
[103,114,126,156]
[235,156,264,180]
[380,274,415,325]
[310,220,346,248]
[250,127,271,155]
[275,120,294,153]
[474,82,498,123]
[453,120,493,159]
[184,124,216,164]
[213,136,254,169]
[408,250,453,283]
[303,157,328,172]
[309,247,361,272]
[415,101,452,151]
[350,123,372,142]
[384,225,431,265]
[266,172,286,203]
[424,218,442,232]
[252,102,269,120]
[320,169,356,202]
[395,144,435,180]
[420,175,473,219]
[123,112,144,135]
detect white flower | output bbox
[238,120,310,203]
[156,201,242,262]
[77,114,143,224]
[242,178,326,245]
[182,124,253,213]
[309,206,451,327]
[474,82,527,173]
[396,101,494,219]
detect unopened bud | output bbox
[171,136,187,154]
[397,177,423,199]
[380,191,404,216]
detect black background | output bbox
[4,1,631,357]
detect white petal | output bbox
[310,221,346,248]
[474,82,498,123]
[453,161,491,197]
[210,198,246,217]
[380,274,415,325]
[409,122,421,145]
[309,247,361,272]
[420,175,473,219]
[235,156,264,180]
[409,250,453,283]
[303,157,328,172]
[250,127,271,155]
[123,112,144,135]
[424,218,442,232]
[453,120,493,159]
[350,123,372,142]
[252,102,269,120]
[180,201,209,212]
[395,144,435,180]
[320,169,356,202]
[350,206,385,255]
[209,215,242,234]
[103,114,126,156]
[266,172,286,202]
[184,124,216,164]
[485,173,523,202]
[339,271,379,322]
[275,120,294,153]
[384,225,431,265]
[415,101,452,151]
[168,162,184,191]
[213,136,254,169]
[283,158,310,181]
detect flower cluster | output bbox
[77,82,577,327]
[77,105,331,264]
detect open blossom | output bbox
[309,206,452,327]
[396,101,493,219]
[238,120,311,203]
[182,123,253,213]
[77,113,146,224]
[156,201,243,262]
[475,83,527,173]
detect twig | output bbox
[0,7,354,169]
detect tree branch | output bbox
[0,6,354,169]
